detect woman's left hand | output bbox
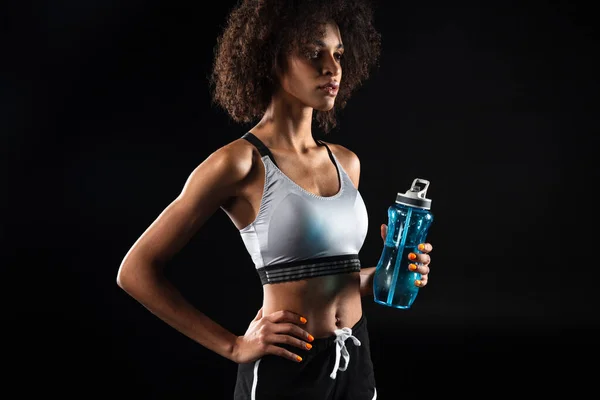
[410,242,432,287]
[381,224,432,287]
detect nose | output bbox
[322,52,340,77]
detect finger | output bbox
[415,275,428,287]
[271,333,313,351]
[271,322,315,343]
[380,224,387,240]
[408,252,431,265]
[254,307,263,321]
[268,310,308,325]
[265,344,304,363]
[417,243,433,253]
[408,263,429,275]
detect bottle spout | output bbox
[395,178,432,210]
[409,178,430,199]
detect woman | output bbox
[117,0,433,398]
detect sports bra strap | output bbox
[242,132,336,169]
[316,139,336,166]
[241,132,278,167]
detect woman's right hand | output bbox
[232,308,314,364]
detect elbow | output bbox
[116,259,140,292]
[116,265,143,299]
[116,263,131,291]
[116,257,163,293]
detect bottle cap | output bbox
[395,178,432,210]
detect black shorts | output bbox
[233,314,377,400]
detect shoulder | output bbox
[184,135,259,196]
[206,136,257,176]
[320,141,361,188]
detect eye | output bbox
[304,48,343,62]
[306,49,320,59]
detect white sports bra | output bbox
[239,132,369,285]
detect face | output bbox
[277,21,344,112]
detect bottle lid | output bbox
[396,178,432,210]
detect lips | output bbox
[319,81,339,90]
[318,81,339,96]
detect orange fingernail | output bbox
[409,263,417,271]
[408,253,417,260]
[418,244,425,251]
[415,280,422,287]
[308,334,314,342]
[296,356,303,362]
[300,317,307,324]
[306,343,312,350]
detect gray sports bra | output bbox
[239,132,369,285]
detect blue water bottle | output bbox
[373,178,434,309]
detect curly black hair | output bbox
[209,0,382,133]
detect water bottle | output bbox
[373,178,434,309]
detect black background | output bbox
[3,0,598,398]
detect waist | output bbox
[262,271,363,338]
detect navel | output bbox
[335,314,342,327]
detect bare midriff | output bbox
[262,271,363,339]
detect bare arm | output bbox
[116,142,252,361]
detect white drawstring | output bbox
[329,327,362,379]
[251,359,261,400]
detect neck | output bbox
[253,93,315,152]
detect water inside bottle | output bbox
[373,244,398,303]
[390,245,421,308]
[374,244,421,309]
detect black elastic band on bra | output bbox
[257,254,361,285]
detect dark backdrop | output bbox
[3,0,597,398]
